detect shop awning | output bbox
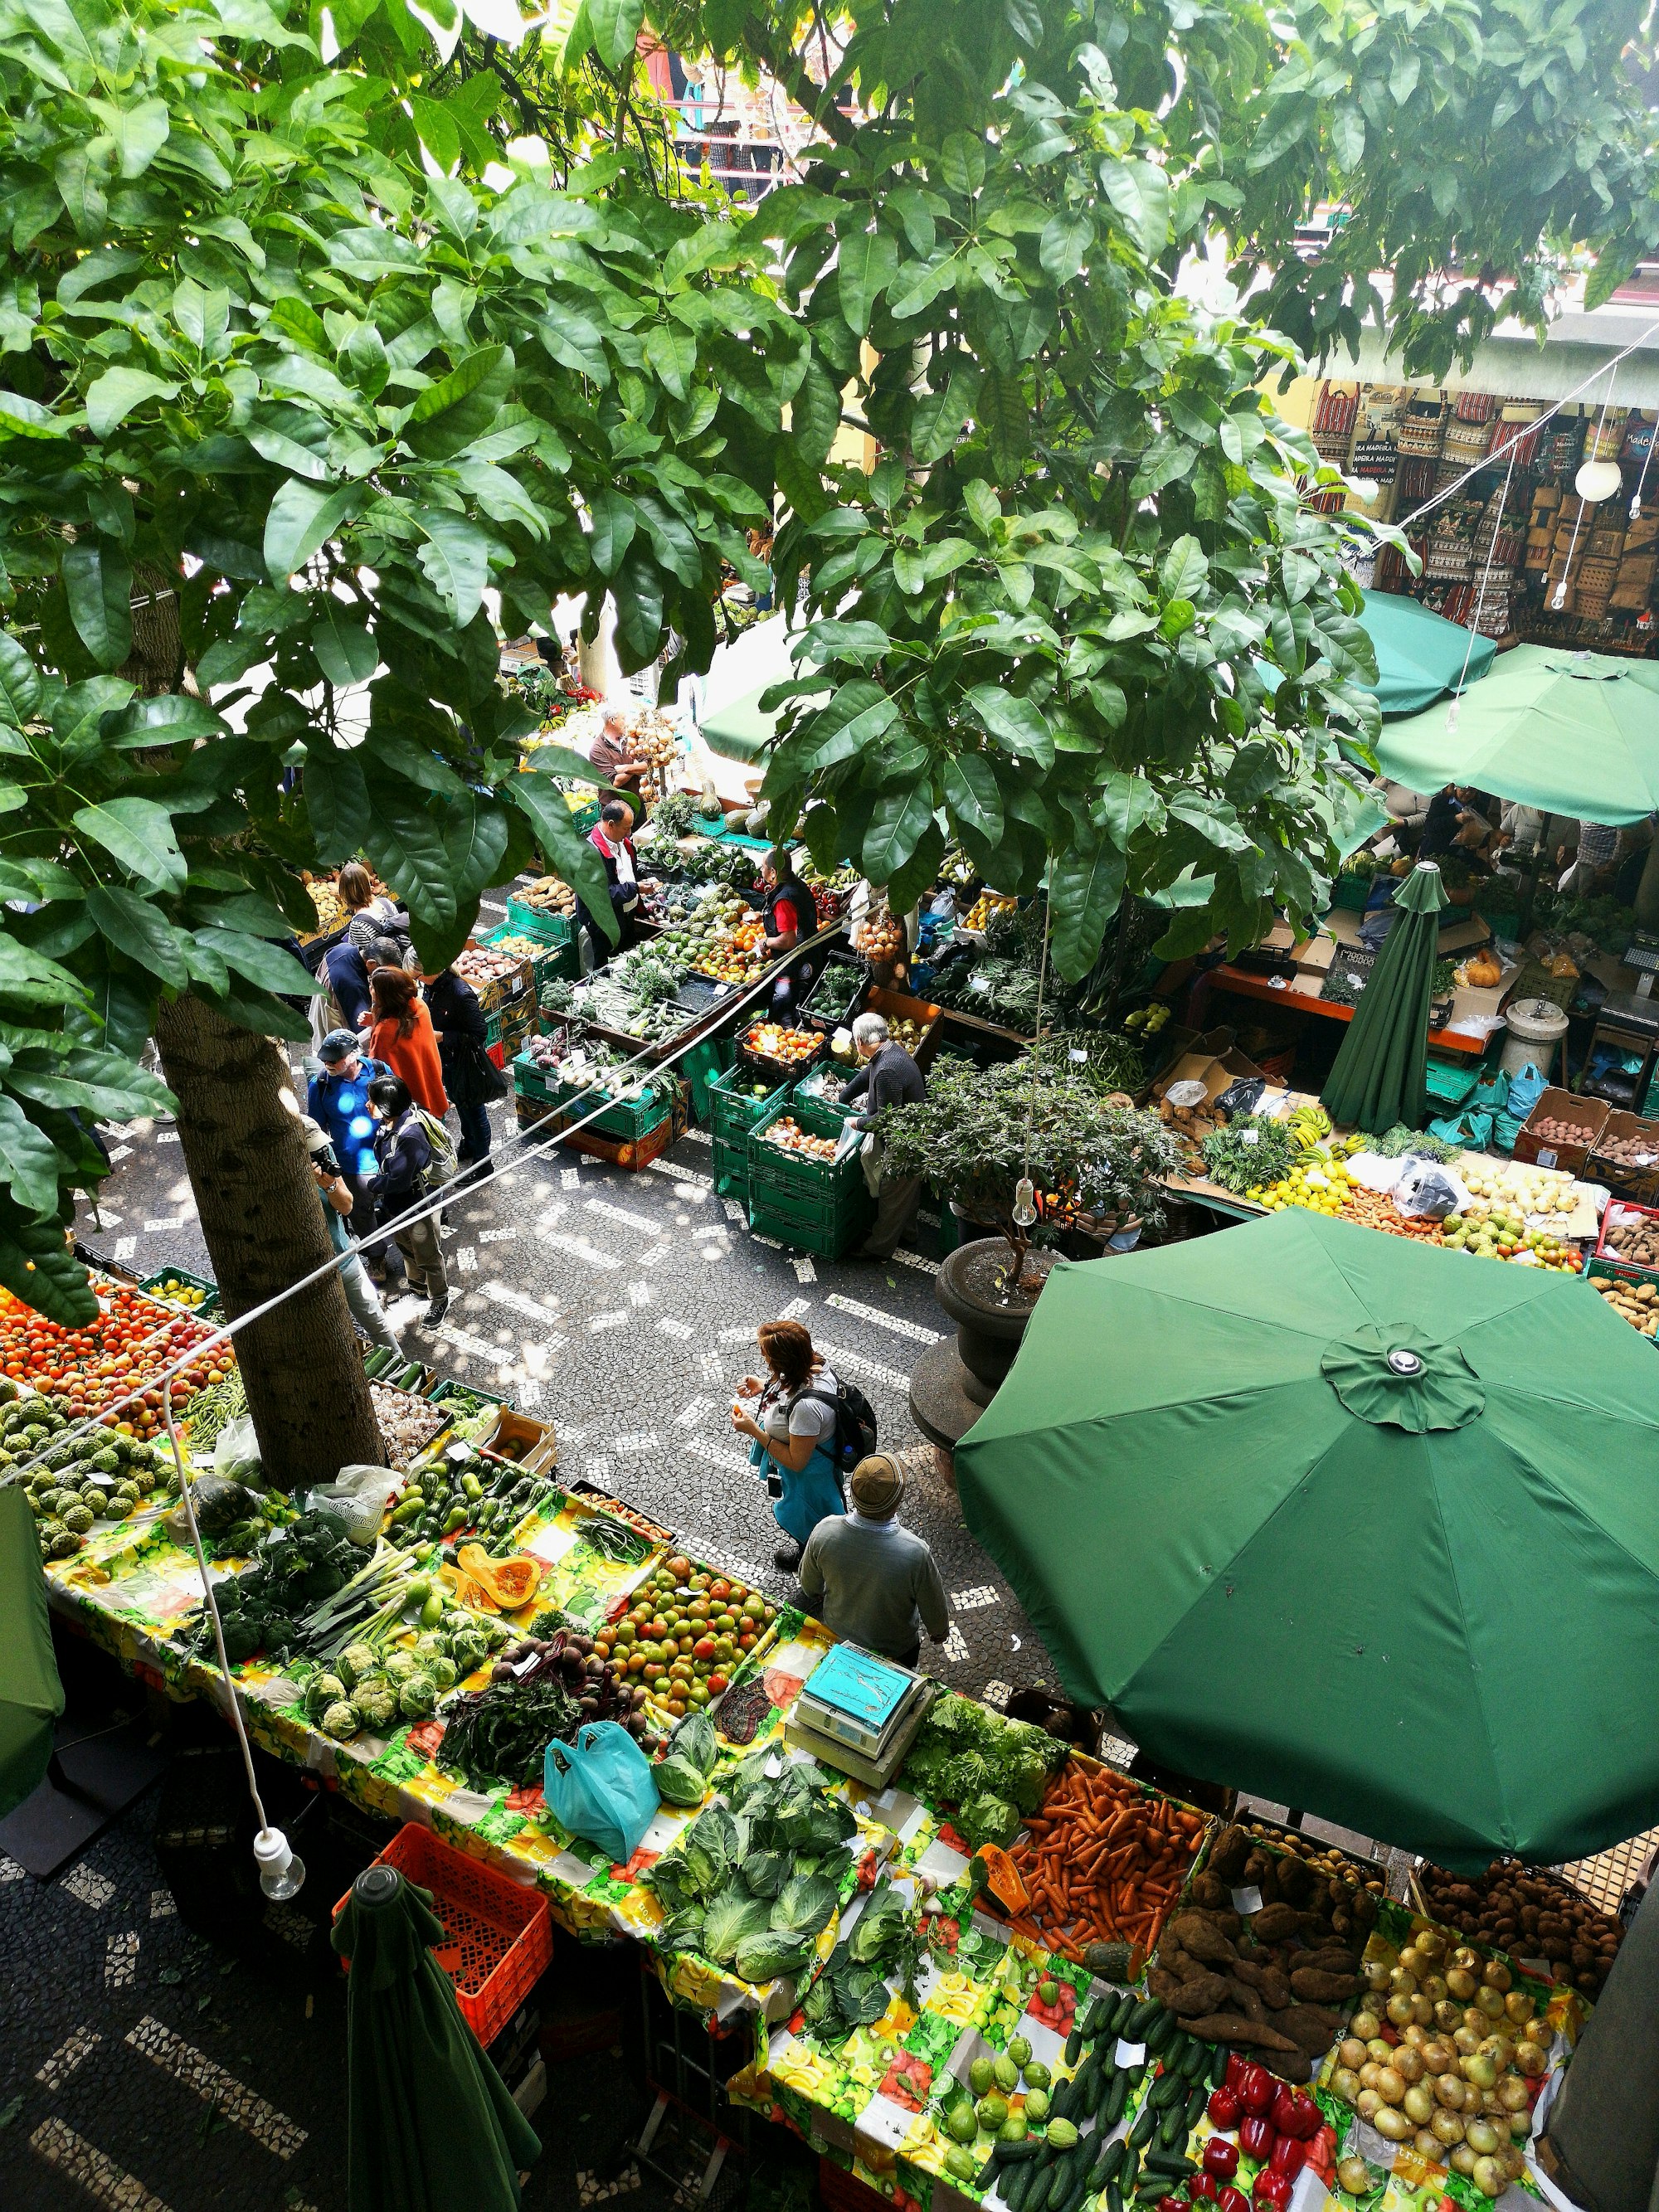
[698,618,826,765]
[1375,644,1659,824]
[1360,591,1496,716]
[955,1208,1659,1869]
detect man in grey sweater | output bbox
[839,1012,927,1260]
[798,1453,950,1669]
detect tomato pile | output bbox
[0,1283,233,1439]
[595,1553,778,1721]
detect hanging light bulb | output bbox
[1012,1178,1038,1228]
[255,1827,305,1902]
[1551,581,1569,610]
[1446,698,1462,734]
[1574,458,1623,504]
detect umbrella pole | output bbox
[1517,844,1543,941]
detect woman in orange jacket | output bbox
[366,967,448,1118]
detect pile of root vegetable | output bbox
[1147,1821,1380,2082]
[1417,1859,1623,1996]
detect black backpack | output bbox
[804,1378,878,1474]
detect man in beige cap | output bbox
[797,1453,950,1670]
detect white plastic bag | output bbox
[212,1414,262,1488]
[1394,1160,1472,1220]
[304,1463,401,1545]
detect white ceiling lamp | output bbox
[1574,457,1623,504]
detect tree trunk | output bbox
[153,995,383,1488]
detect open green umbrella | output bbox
[956,1210,1659,1869]
[1375,645,1659,823]
[1359,591,1496,717]
[332,1866,541,2212]
[0,1484,64,1817]
[1321,858,1448,1131]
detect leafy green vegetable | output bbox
[1370,1122,1458,1163]
[960,1791,1021,1850]
[901,1691,1068,1824]
[734,1929,815,1984]
[702,1888,776,1968]
[1201,1114,1298,1194]
[772,1871,839,1941]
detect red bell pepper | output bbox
[1190,2178,1219,2203]
[1252,2172,1293,2212]
[1271,2088,1321,2142]
[1225,2054,1249,2093]
[1269,2138,1306,2182]
[1158,2196,1185,2212]
[1203,2139,1241,2182]
[1237,2064,1275,2117]
[1217,2188,1250,2212]
[1208,2088,1243,2131]
[1238,2117,1276,2163]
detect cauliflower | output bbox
[429,1656,457,1689]
[338,1642,377,1692]
[382,1650,421,1685]
[354,1682,399,1732]
[397,1673,437,1719]
[306,1671,347,1717]
[321,1701,359,1742]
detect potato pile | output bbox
[1418,1860,1623,1996]
[1238,1821,1384,1898]
[1148,1821,1379,2083]
[1592,1276,1659,1335]
[1602,1205,1659,1266]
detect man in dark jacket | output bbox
[324,936,372,1032]
[425,965,497,1179]
[839,1011,927,1259]
[574,799,656,964]
[364,1074,449,1327]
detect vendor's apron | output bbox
[763,881,820,1014]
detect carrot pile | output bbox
[1005,1764,1205,1963]
[1343,1186,1444,1242]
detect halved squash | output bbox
[456,1542,541,1612]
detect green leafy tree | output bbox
[0,0,794,1475]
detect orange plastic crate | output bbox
[333,1822,552,2046]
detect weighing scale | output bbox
[1580,933,1659,1111]
[785,1643,937,1789]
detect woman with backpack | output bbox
[730,1318,859,1573]
[364,1074,450,1326]
[425,962,505,1181]
[338,862,420,969]
[367,966,448,1118]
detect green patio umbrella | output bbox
[0,1483,64,1817]
[332,1866,541,2212]
[956,1210,1659,1869]
[1359,591,1496,717]
[1375,645,1659,823]
[1321,858,1448,1131]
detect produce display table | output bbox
[1207,965,1486,1056]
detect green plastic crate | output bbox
[504,898,575,945]
[708,1062,790,1145]
[1423,1054,1481,1108]
[511,1053,673,1142]
[479,921,571,996]
[747,1181,873,1260]
[1331,871,1374,911]
[139,1266,221,1315]
[712,1133,751,1202]
[747,1091,864,1205]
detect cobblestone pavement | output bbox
[3,984,1063,2211]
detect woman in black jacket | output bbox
[424,966,503,1179]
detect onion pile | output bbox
[1326,1927,1550,2197]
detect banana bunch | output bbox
[1287,1101,1334,1162]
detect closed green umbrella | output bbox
[1320,858,1448,1131]
[0,1484,64,1817]
[1375,646,1659,823]
[1359,591,1496,717]
[956,1210,1659,1869]
[332,1866,541,2212]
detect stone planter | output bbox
[909,1237,1056,1452]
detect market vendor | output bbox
[839,1011,927,1260]
[575,798,657,963]
[758,844,820,1014]
[309,1030,404,1291]
[798,1452,949,1670]
[578,707,651,800]
[730,1318,847,1573]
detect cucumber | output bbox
[1108,1991,1137,2039]
[1143,2010,1179,2059]
[1055,2167,1094,2212]
[1052,2080,1078,2126]
[1101,2072,1130,2132]
[1179,2038,1209,2083]
[1208,2047,1228,2089]
[1106,2185,1124,2212]
[1093,2073,1121,2130]
[1043,2156,1077,2212]
[1148,2071,1185,2112]
[1182,2087,1208,2134]
[1092,2140,1127,2190]
[1065,2026,1084,2069]
[1127,2105,1157,2153]
[1141,2149,1199,2180]
[1080,1995,1115,2043]
[1155,2107,1187,2151]
[1073,2054,1102,2109]
[1005,2164,1035,2212]
[997,2139,1044,2166]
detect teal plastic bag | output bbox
[1469,1068,1511,1114]
[543,1723,657,1864]
[1491,1111,1523,1155]
[1428,1106,1493,1152]
[1506,1062,1547,1121]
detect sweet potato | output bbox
[1295,1947,1360,1976]
[1290,1966,1360,2002]
[1189,1871,1232,1912]
[1209,1825,1252,1884]
[1249,1903,1301,1944]
[1149,1967,1185,2007]
[1258,2046,1314,2083]
[1165,1972,1233,2017]
[1184,2013,1297,2052]
[1222,1976,1269,2024]
[1170,1913,1238,1965]
[1277,2005,1344,2054]
[1231,1957,1292,2006]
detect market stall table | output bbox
[1204,965,1487,1055]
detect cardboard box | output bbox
[1152,1033,1266,1108]
[1294,935,1338,975]
[1512,1087,1609,1173]
[1588,1114,1659,1208]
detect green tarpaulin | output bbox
[699,619,826,765]
[1360,591,1496,716]
[0,1484,63,1817]
[1321,858,1448,1130]
[1375,645,1659,824]
[956,1209,1659,1869]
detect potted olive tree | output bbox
[878,1054,1180,1437]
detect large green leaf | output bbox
[362,778,457,935]
[85,886,187,988]
[84,366,178,440]
[0,1095,61,1215]
[440,795,510,897]
[1100,158,1170,258]
[7,1048,173,1120]
[861,780,935,887]
[589,0,645,69]
[943,752,1004,844]
[61,542,133,669]
[416,511,494,627]
[838,228,898,335]
[312,600,378,687]
[510,772,616,942]
[0,1207,97,1325]
[303,741,371,863]
[967,684,1055,771]
[0,634,41,725]
[195,928,322,998]
[71,798,186,891]
[1050,832,1127,981]
[403,343,513,461]
[264,479,364,581]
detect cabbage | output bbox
[771,1871,839,1941]
[849,1881,910,1965]
[960,1791,1021,1849]
[741,1849,789,1899]
[338,1642,377,1691]
[398,1674,436,1719]
[654,1756,708,1809]
[671,1709,718,1777]
[700,1889,774,1967]
[733,1929,815,1985]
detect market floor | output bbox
[1,1013,1063,2212]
